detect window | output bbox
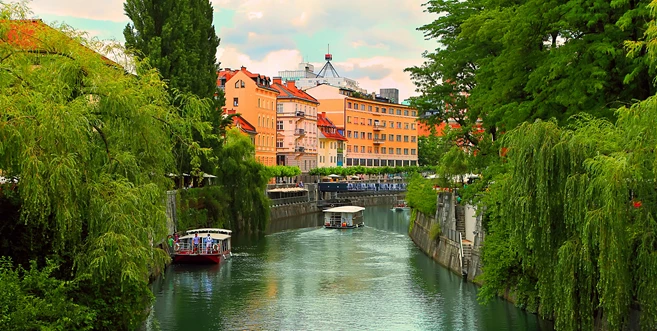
[412,111,417,116]
[404,135,409,142]
[397,122,402,129]
[367,133,372,140]
[368,106,372,111]
[233,98,239,106]
[241,80,245,88]
[396,148,401,155]
[354,117,358,124]
[354,103,359,109]
[360,118,365,125]
[353,131,358,139]
[411,136,416,143]
[382,148,386,154]
[277,121,283,130]
[258,115,261,126]
[411,149,416,155]
[368,146,372,153]
[361,104,365,111]
[235,80,241,88]
[277,103,283,113]
[404,123,409,130]
[276,139,283,148]
[347,102,352,108]
[389,147,394,154]
[347,116,351,123]
[396,135,401,142]
[374,147,379,154]
[388,134,394,141]
[404,148,409,155]
[258,98,261,108]
[368,119,372,125]
[360,132,365,139]
[347,131,352,138]
[411,123,416,130]
[353,145,358,152]
[389,121,394,127]
[397,109,402,115]
[361,146,365,153]
[375,107,379,113]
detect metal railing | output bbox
[295,129,305,135]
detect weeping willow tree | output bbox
[0,3,212,329]
[480,108,657,329]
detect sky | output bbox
[19,0,438,100]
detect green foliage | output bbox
[176,186,229,231]
[0,258,94,330]
[406,173,437,217]
[266,165,302,178]
[429,223,442,241]
[417,134,445,166]
[480,112,657,330]
[124,0,220,100]
[409,208,417,233]
[0,5,210,329]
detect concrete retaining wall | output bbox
[269,194,401,221]
[409,211,463,275]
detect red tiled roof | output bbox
[3,19,118,67]
[217,66,279,93]
[317,113,346,141]
[225,108,257,135]
[270,78,318,104]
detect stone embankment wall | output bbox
[409,211,462,275]
[269,194,401,220]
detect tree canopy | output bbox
[0,4,210,327]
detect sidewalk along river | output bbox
[147,206,553,330]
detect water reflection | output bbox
[150,206,552,331]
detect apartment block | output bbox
[305,84,419,167]
[317,112,346,167]
[218,66,279,166]
[271,78,319,172]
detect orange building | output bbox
[218,67,279,166]
[225,109,257,144]
[306,84,419,167]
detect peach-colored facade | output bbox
[271,78,318,172]
[218,67,279,166]
[306,84,419,167]
[317,112,346,167]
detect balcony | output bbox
[294,128,305,136]
[336,148,344,154]
[295,146,305,153]
[373,123,384,131]
[373,138,385,144]
[296,111,305,117]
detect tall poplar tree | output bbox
[123,0,220,99]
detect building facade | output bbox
[218,66,279,166]
[271,77,319,172]
[317,112,346,167]
[306,84,419,167]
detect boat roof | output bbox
[180,232,230,241]
[185,228,232,235]
[323,206,365,213]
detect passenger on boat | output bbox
[205,233,213,254]
[192,233,200,253]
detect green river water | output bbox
[148,206,553,330]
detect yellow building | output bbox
[218,66,279,166]
[317,112,346,167]
[305,84,418,167]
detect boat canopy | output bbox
[185,228,232,235]
[180,232,230,241]
[323,206,365,213]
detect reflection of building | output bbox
[317,112,347,167]
[379,88,399,104]
[270,78,319,172]
[278,53,367,94]
[218,66,280,166]
[306,84,419,167]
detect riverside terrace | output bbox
[266,180,407,207]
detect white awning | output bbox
[323,206,365,213]
[268,187,308,193]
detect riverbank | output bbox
[269,193,402,220]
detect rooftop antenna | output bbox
[316,44,340,78]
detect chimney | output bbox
[273,77,282,85]
[371,92,376,99]
[322,112,326,116]
[286,80,296,90]
[240,66,246,71]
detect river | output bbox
[148,206,553,330]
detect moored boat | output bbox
[323,206,365,229]
[393,200,410,211]
[172,228,232,264]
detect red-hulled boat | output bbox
[172,228,232,264]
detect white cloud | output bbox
[26,0,127,22]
